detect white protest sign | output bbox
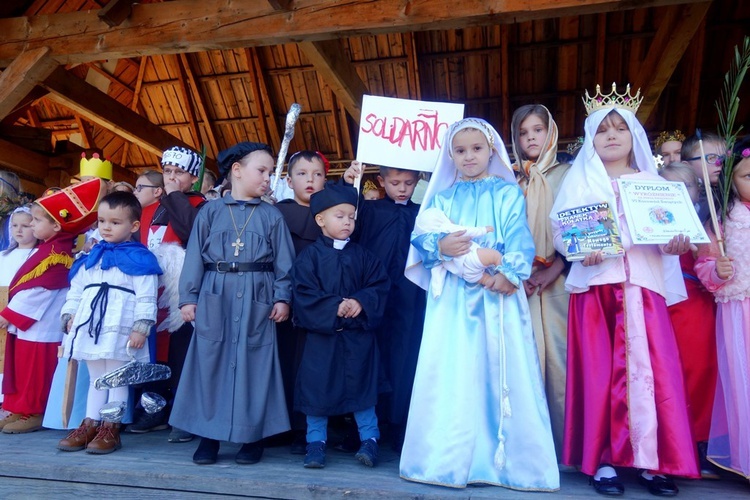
[356,95,464,172]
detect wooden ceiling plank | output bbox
[500,25,510,138]
[0,0,708,66]
[298,39,369,123]
[39,66,207,163]
[74,115,92,148]
[98,0,134,28]
[120,55,148,167]
[179,53,221,158]
[329,90,344,159]
[173,55,202,149]
[244,48,271,145]
[0,47,58,121]
[403,32,422,100]
[249,47,281,149]
[634,1,711,123]
[594,13,607,84]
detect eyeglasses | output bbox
[135,184,160,192]
[163,167,191,177]
[685,154,725,166]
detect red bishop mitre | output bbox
[36,177,108,233]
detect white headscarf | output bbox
[405,117,515,290]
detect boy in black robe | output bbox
[342,163,426,451]
[274,151,326,453]
[291,182,390,469]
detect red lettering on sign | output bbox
[360,109,450,152]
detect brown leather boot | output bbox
[86,421,121,454]
[58,418,100,451]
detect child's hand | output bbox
[663,234,691,255]
[180,304,197,322]
[0,316,9,330]
[716,255,734,280]
[269,302,290,322]
[485,226,495,233]
[483,273,517,296]
[67,315,74,333]
[343,161,363,185]
[581,251,604,267]
[128,331,146,350]
[342,298,362,318]
[337,300,349,317]
[438,231,471,257]
[523,280,537,297]
[527,257,565,296]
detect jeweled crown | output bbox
[583,82,643,116]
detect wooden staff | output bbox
[61,349,77,428]
[697,131,726,256]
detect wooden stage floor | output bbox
[0,427,748,499]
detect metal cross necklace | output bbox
[228,204,258,257]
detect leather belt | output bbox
[204,261,274,273]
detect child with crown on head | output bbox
[0,179,107,434]
[550,84,700,495]
[400,118,559,491]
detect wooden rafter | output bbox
[120,56,148,167]
[329,90,344,159]
[0,136,49,180]
[634,1,711,123]
[0,47,58,120]
[74,115,93,148]
[247,48,280,150]
[500,25,510,139]
[403,32,422,100]
[298,40,369,123]
[38,66,210,166]
[172,55,201,149]
[595,13,607,84]
[243,48,270,146]
[178,53,220,158]
[0,0,709,66]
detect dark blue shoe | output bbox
[304,441,326,468]
[355,438,378,467]
[192,437,220,465]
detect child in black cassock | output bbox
[291,182,390,469]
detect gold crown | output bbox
[583,83,643,116]
[655,130,686,149]
[362,180,378,193]
[80,152,113,180]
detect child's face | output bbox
[315,203,355,240]
[659,140,682,165]
[233,151,274,198]
[287,158,326,206]
[163,165,198,193]
[97,202,140,244]
[452,129,492,180]
[661,170,699,204]
[686,141,725,186]
[30,205,60,241]
[377,170,419,203]
[134,175,163,208]
[10,213,36,248]
[733,158,750,204]
[593,113,632,168]
[363,189,381,200]
[518,113,548,161]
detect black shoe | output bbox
[290,433,307,455]
[639,474,679,496]
[697,441,721,480]
[333,431,360,453]
[236,441,264,464]
[303,441,326,468]
[354,438,378,467]
[192,438,220,465]
[126,409,169,434]
[590,476,625,496]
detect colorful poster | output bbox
[356,95,464,172]
[557,202,625,261]
[617,179,709,244]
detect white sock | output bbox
[594,465,617,480]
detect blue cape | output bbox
[70,241,162,280]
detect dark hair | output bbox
[139,170,164,189]
[99,191,142,222]
[203,170,217,186]
[681,131,724,160]
[378,166,420,179]
[510,104,550,163]
[288,150,326,176]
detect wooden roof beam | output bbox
[298,40,369,123]
[38,66,215,169]
[635,1,711,123]
[172,55,202,149]
[97,0,135,28]
[0,0,710,66]
[0,47,58,120]
[178,53,220,159]
[0,136,49,180]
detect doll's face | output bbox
[315,203,355,240]
[452,129,492,180]
[733,158,750,204]
[593,112,633,168]
[518,113,548,161]
[287,157,326,206]
[10,212,36,248]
